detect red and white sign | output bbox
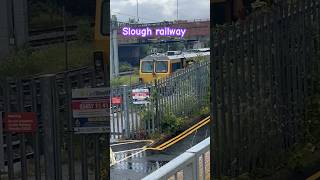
[4,112,37,133]
[131,88,150,105]
[71,88,109,133]
[72,99,109,118]
[111,96,122,105]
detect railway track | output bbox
[28,23,97,48]
[29,25,79,47]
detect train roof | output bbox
[141,51,210,61]
[190,48,210,52]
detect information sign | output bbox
[131,88,150,105]
[4,112,37,133]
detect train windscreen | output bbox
[101,0,110,35]
[156,61,168,73]
[141,61,154,73]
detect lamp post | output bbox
[177,0,178,21]
[137,0,139,22]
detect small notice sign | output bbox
[111,96,122,105]
[132,88,150,105]
[71,88,109,134]
[72,88,109,118]
[4,112,37,133]
[73,126,109,134]
[72,99,109,118]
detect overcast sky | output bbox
[111,0,210,23]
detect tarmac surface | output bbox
[110,123,210,180]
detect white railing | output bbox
[142,137,210,180]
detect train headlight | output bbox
[94,51,104,71]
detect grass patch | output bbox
[0,42,94,77]
[111,74,139,86]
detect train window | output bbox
[156,61,168,73]
[172,62,182,72]
[141,61,154,73]
[101,0,110,35]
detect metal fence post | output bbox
[0,112,4,176]
[16,79,28,180]
[31,80,41,180]
[40,75,61,180]
[65,73,75,180]
[81,135,88,180]
[94,135,100,180]
[122,85,130,138]
[4,79,14,180]
[196,63,202,107]
[154,80,159,132]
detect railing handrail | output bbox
[142,137,210,180]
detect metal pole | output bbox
[81,135,88,180]
[17,80,27,180]
[0,112,4,177]
[63,4,68,71]
[177,0,178,21]
[41,75,58,180]
[136,0,139,22]
[122,85,130,138]
[31,80,41,180]
[66,74,75,180]
[94,135,100,180]
[4,79,14,180]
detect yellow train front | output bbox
[94,0,110,86]
[139,49,210,84]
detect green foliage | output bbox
[100,149,109,180]
[77,19,94,42]
[200,106,210,115]
[110,74,139,86]
[161,111,184,133]
[140,45,152,58]
[287,143,317,171]
[170,42,185,51]
[119,62,132,72]
[29,1,62,29]
[148,131,163,141]
[140,109,154,123]
[0,43,93,77]
[304,95,320,143]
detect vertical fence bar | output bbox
[4,79,14,180]
[237,22,246,173]
[0,111,4,179]
[31,80,41,180]
[65,73,75,180]
[40,75,61,180]
[17,80,28,180]
[81,135,88,180]
[94,135,100,180]
[212,31,222,178]
[122,85,130,138]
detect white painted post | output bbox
[183,162,195,180]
